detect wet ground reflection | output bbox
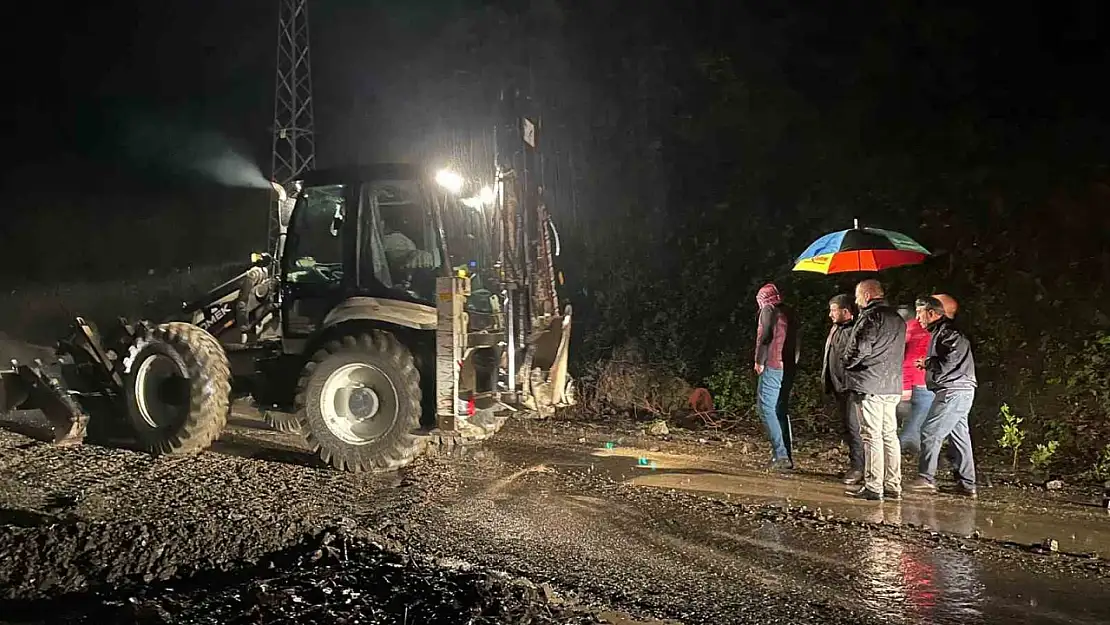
[859,534,985,622]
[584,445,1110,553]
[495,441,1110,624]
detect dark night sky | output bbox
[10,1,1110,187]
[11,1,1110,174]
[3,0,494,280]
[8,1,470,183]
[4,1,1109,282]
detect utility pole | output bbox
[270,0,316,249]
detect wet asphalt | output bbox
[0,410,1107,624]
[401,424,1110,625]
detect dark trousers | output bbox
[835,390,864,471]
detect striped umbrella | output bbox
[793,220,930,274]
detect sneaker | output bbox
[884,489,903,501]
[846,486,883,500]
[841,469,864,485]
[907,477,937,493]
[953,483,978,499]
[771,457,795,472]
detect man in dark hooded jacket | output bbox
[754,282,799,470]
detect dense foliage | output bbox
[541,2,1110,476]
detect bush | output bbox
[580,341,693,419]
[705,352,756,419]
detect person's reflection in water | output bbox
[901,495,978,537]
[859,533,985,622]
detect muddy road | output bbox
[0,410,1108,624]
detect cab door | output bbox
[280,182,357,337]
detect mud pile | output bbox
[1,531,603,625]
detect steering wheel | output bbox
[311,264,335,281]
[291,257,340,284]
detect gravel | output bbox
[2,531,609,625]
[1,417,1108,625]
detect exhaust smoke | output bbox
[189,145,273,189]
[123,119,273,189]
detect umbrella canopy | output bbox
[794,222,930,274]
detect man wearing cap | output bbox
[908,296,979,498]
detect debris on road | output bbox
[2,533,617,625]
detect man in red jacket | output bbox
[754,282,799,471]
[896,305,935,455]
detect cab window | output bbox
[284,184,347,286]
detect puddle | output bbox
[483,440,1110,624]
[581,446,1110,554]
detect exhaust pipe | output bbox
[270,180,288,202]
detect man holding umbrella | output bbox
[841,279,906,500]
[792,220,932,497]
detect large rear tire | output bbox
[123,322,231,455]
[295,331,425,472]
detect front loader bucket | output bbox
[0,361,89,445]
[1,368,30,414]
[519,305,576,416]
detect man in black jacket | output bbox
[822,294,862,485]
[908,296,979,498]
[841,279,906,500]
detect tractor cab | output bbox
[279,165,448,338]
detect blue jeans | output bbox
[898,385,936,454]
[918,389,977,490]
[757,367,793,460]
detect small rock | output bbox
[577,437,587,444]
[1042,538,1059,552]
[725,441,734,449]
[649,446,661,453]
[698,438,709,444]
[540,582,563,604]
[1046,480,1064,491]
[648,421,670,436]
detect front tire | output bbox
[123,322,231,454]
[295,331,425,472]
